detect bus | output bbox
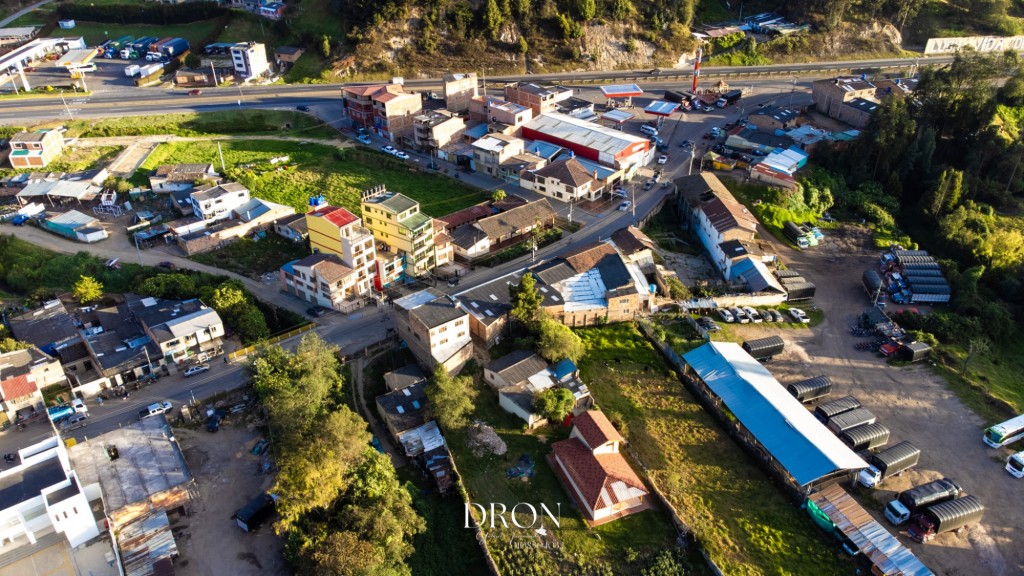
[983,414,1024,448]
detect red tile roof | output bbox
[550,438,647,512]
[310,205,358,229]
[438,204,494,229]
[572,410,625,449]
[0,374,38,401]
[343,84,392,97]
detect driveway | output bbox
[763,224,1019,576]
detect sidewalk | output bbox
[0,0,53,27]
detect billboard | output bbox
[924,35,1024,54]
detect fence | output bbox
[226,322,317,361]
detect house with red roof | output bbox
[548,410,649,526]
[0,347,65,424]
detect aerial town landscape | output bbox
[0,0,1021,574]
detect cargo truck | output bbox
[146,37,173,61]
[826,407,877,434]
[857,441,920,488]
[124,64,140,77]
[907,495,984,543]
[786,375,833,403]
[160,38,190,58]
[814,395,861,424]
[839,422,889,452]
[1006,451,1024,478]
[884,478,962,525]
[715,89,742,108]
[783,221,812,248]
[741,335,785,361]
[47,398,87,422]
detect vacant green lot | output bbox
[445,363,682,574]
[26,145,123,173]
[189,236,309,276]
[32,110,339,140]
[575,323,853,576]
[46,20,221,48]
[137,139,485,217]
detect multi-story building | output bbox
[412,110,466,157]
[442,72,478,113]
[394,288,472,374]
[304,204,377,296]
[472,133,525,178]
[0,437,101,551]
[504,82,570,116]
[9,129,64,168]
[229,41,270,79]
[0,346,63,423]
[468,96,533,128]
[341,84,423,143]
[811,76,880,128]
[281,253,365,312]
[360,185,440,276]
[520,157,603,202]
[676,173,761,279]
[127,294,225,367]
[189,182,250,222]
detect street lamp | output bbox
[59,90,73,120]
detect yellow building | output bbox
[305,204,377,296]
[360,185,441,277]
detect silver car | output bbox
[731,307,749,324]
[743,307,762,323]
[717,308,734,323]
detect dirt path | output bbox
[5,225,309,315]
[764,225,1019,576]
[350,353,408,469]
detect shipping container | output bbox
[814,395,861,423]
[826,407,876,434]
[786,375,833,403]
[840,422,890,451]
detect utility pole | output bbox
[631,183,636,221]
[217,142,226,172]
[60,90,73,120]
[789,77,797,106]
[210,61,219,87]
[134,232,143,265]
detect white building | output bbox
[394,288,472,375]
[0,437,101,551]
[189,182,251,222]
[230,41,270,79]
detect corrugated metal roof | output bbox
[682,342,868,486]
[600,84,643,97]
[644,101,680,116]
[524,113,648,157]
[47,210,97,229]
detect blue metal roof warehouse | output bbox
[682,342,867,489]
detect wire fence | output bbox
[226,322,317,361]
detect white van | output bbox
[639,124,658,137]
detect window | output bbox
[455,319,464,326]
[438,325,447,333]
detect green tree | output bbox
[72,275,103,303]
[184,52,201,69]
[482,0,502,40]
[426,365,477,431]
[665,277,690,300]
[607,0,633,19]
[0,325,30,353]
[517,36,529,54]
[138,273,197,300]
[533,387,575,422]
[575,0,596,19]
[510,272,542,325]
[537,317,586,362]
[491,189,507,203]
[319,35,331,59]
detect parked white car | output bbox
[743,307,763,323]
[789,308,810,323]
[394,150,410,160]
[717,308,734,323]
[731,307,749,324]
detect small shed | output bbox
[901,341,931,363]
[234,493,276,532]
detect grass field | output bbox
[44,145,123,173]
[575,323,854,576]
[46,20,221,48]
[445,362,683,574]
[32,110,339,140]
[136,139,485,217]
[189,236,309,276]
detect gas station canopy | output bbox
[644,101,680,116]
[57,48,97,68]
[600,84,644,99]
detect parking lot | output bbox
[747,223,1021,575]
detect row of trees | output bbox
[249,334,425,574]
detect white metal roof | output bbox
[683,342,868,486]
[525,112,648,157]
[18,180,99,200]
[46,210,96,229]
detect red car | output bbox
[187,89,202,96]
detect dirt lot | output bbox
[730,224,1022,576]
[175,422,287,576]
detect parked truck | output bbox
[146,37,173,61]
[234,493,277,532]
[839,422,890,452]
[814,395,861,424]
[857,441,920,488]
[715,89,742,108]
[160,38,190,59]
[783,221,812,249]
[826,407,877,434]
[47,398,87,422]
[786,375,833,403]
[884,478,963,525]
[123,64,140,77]
[104,35,134,58]
[907,495,984,543]
[741,335,785,361]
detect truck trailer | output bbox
[741,335,785,361]
[826,407,877,434]
[784,281,817,302]
[840,422,890,452]
[907,495,984,543]
[814,395,861,424]
[123,64,140,77]
[786,375,833,403]
[716,89,742,108]
[884,478,962,525]
[857,441,920,488]
[160,38,190,58]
